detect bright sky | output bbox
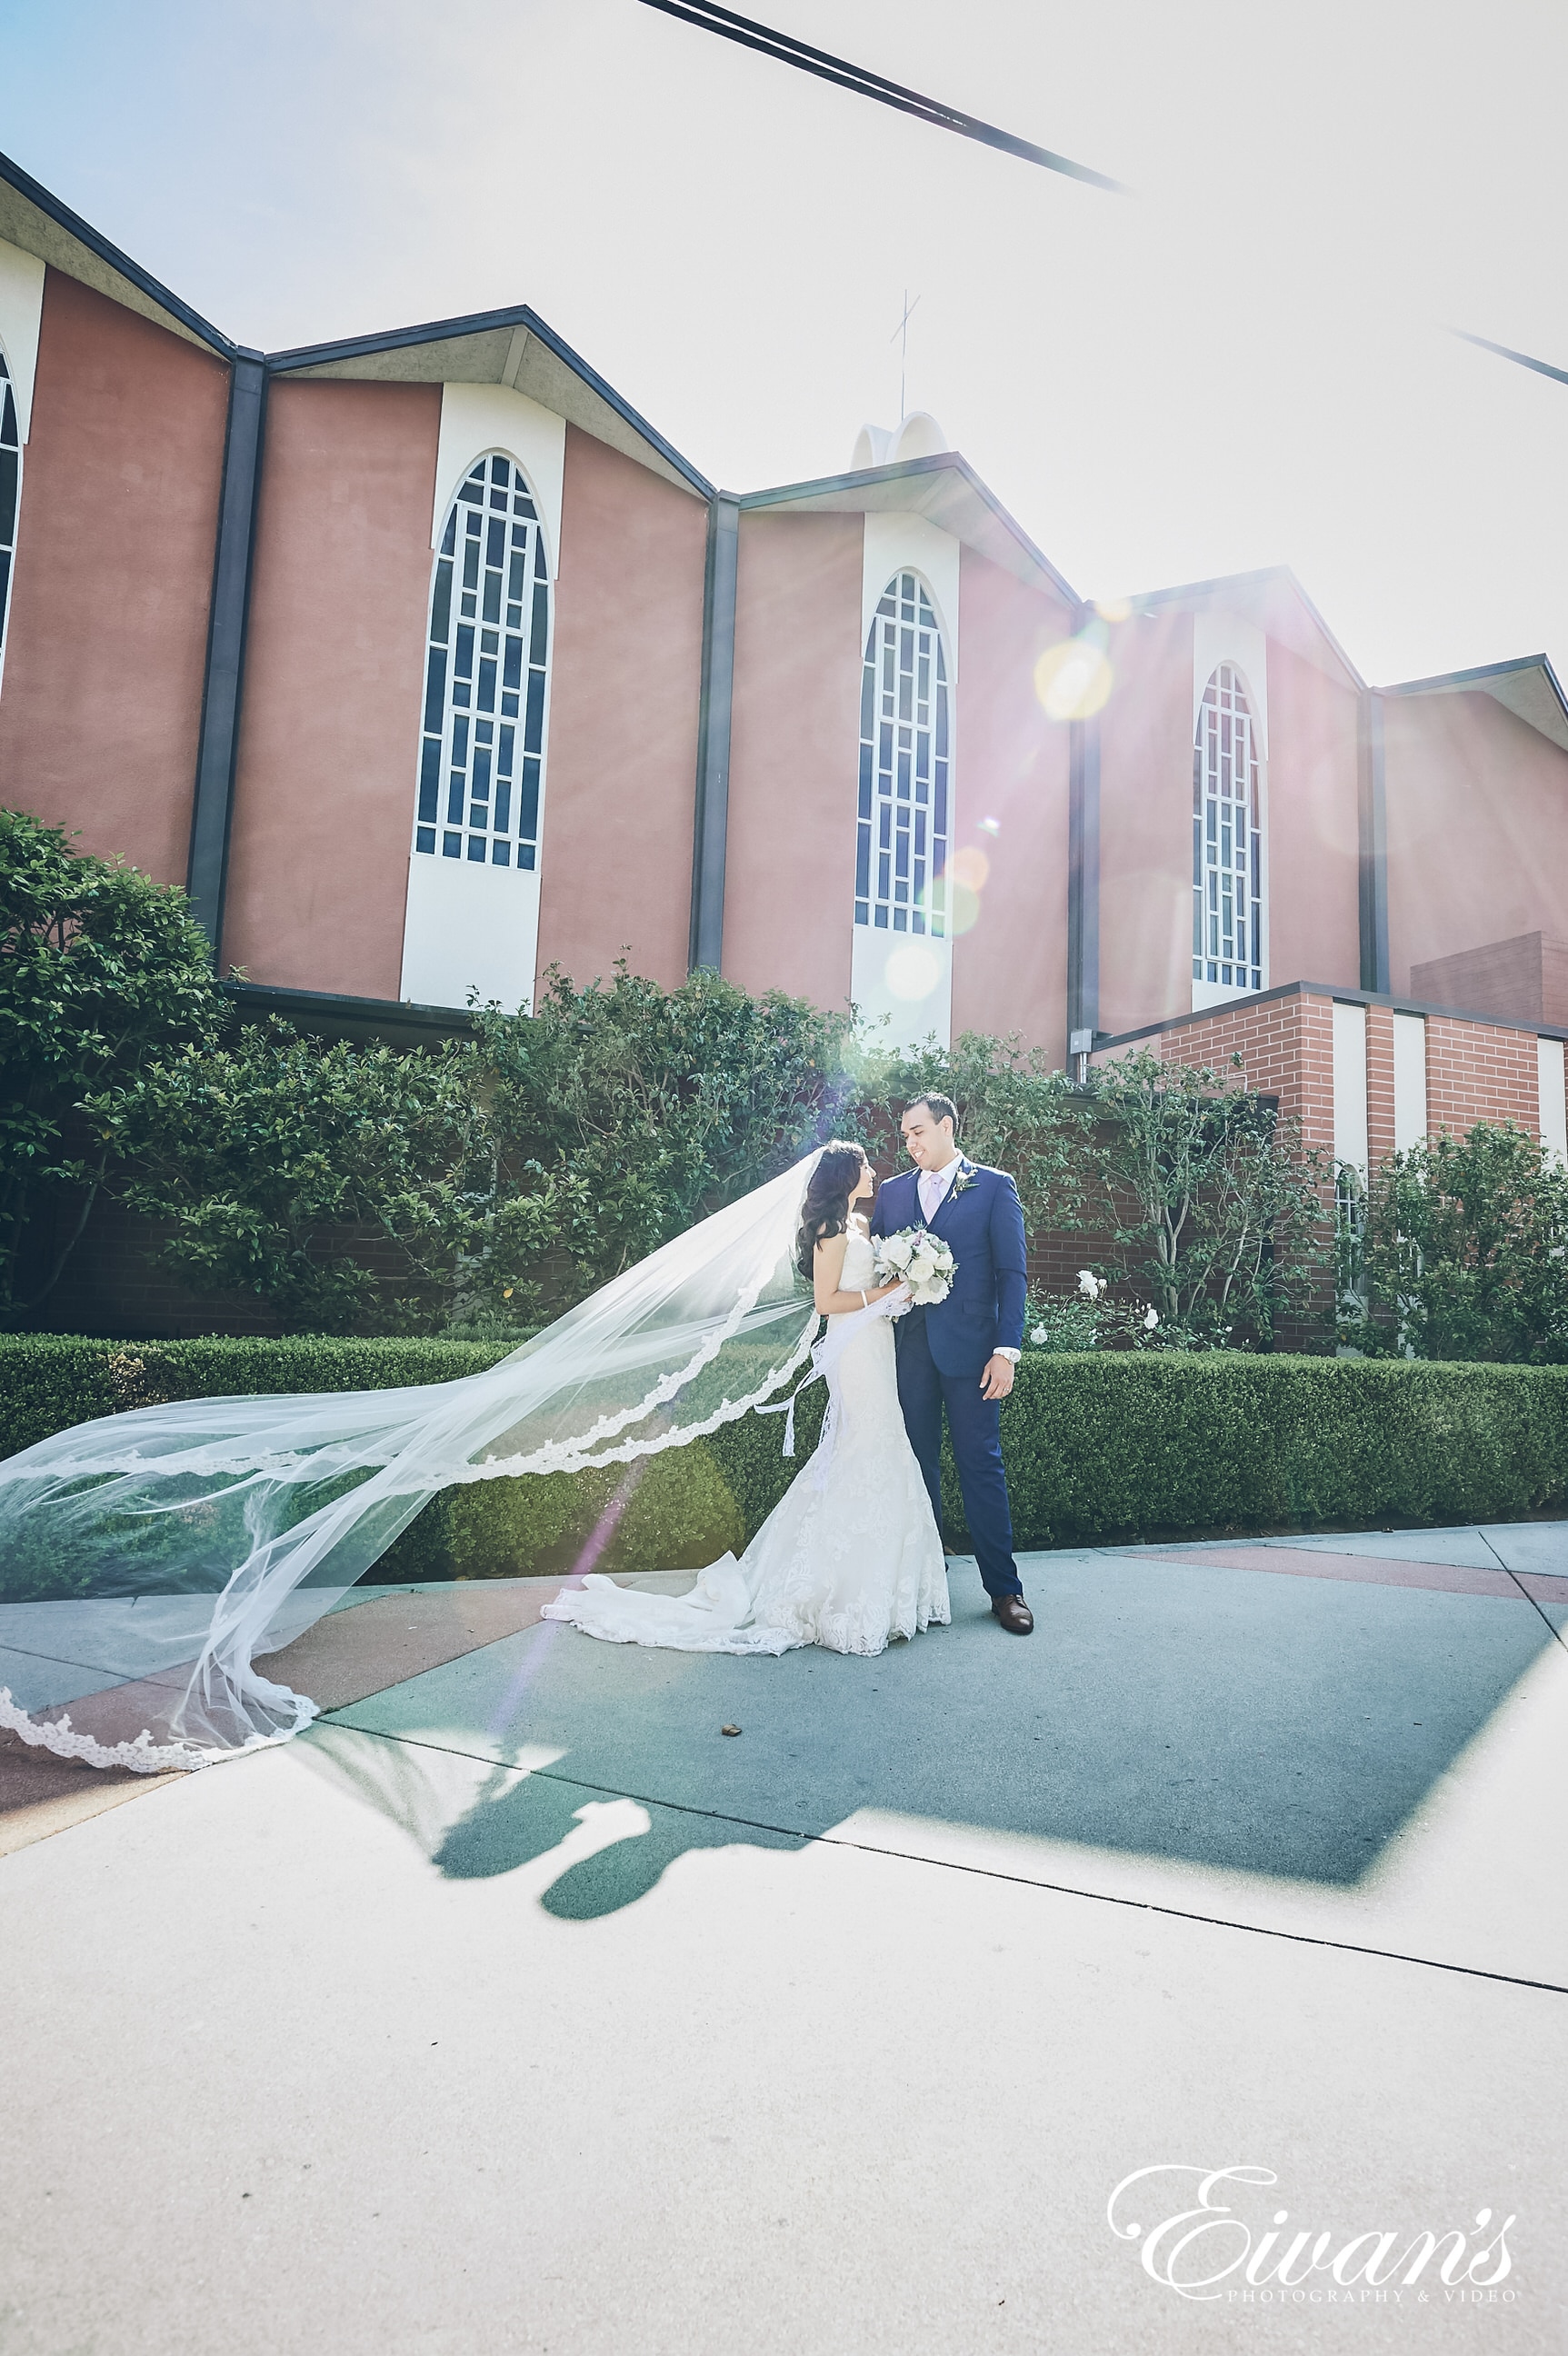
[3,0,1565,686]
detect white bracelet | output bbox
[860,1290,868,1310]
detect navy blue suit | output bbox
[870,1160,1027,1599]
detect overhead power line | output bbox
[1453,328,1568,391]
[635,0,1125,195]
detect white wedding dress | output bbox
[541,1223,950,1655]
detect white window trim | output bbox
[432,383,565,580]
[1192,659,1269,1008]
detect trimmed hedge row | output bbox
[3,1337,1565,1579]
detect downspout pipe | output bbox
[1357,686,1390,994]
[688,494,740,974]
[1065,604,1103,1080]
[187,348,267,959]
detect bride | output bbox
[0,1141,947,1771]
[541,1143,951,1655]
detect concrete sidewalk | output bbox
[3,1524,1565,2353]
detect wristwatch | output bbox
[995,1345,1022,1364]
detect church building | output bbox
[4,146,1568,1220]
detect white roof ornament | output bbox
[851,412,949,472]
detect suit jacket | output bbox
[869,1160,1028,1377]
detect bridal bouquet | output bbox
[874,1226,956,1307]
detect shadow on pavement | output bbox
[302,1550,1566,1917]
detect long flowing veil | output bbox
[0,1152,824,1770]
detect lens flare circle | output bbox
[1034,635,1114,723]
[948,845,991,893]
[884,940,944,1002]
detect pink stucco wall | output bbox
[1383,690,1568,996]
[1096,604,1193,1037]
[949,546,1074,1056]
[1264,641,1361,991]
[0,272,228,884]
[534,427,707,992]
[723,510,864,1007]
[222,380,439,996]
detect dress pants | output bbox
[894,1309,1022,1599]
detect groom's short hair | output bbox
[906,1092,959,1136]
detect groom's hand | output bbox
[980,1353,1015,1402]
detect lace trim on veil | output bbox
[0,1687,214,1773]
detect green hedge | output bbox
[3,1338,1565,1580]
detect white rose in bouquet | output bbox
[874,1225,956,1307]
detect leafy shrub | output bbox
[1340,1123,1568,1363]
[5,1338,1564,1576]
[0,811,221,1317]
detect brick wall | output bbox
[1424,1014,1541,1140]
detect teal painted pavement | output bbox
[315,1530,1568,1914]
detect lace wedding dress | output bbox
[541,1222,950,1655]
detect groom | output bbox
[869,1093,1033,1635]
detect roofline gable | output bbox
[266,303,714,498]
[0,147,235,357]
[1380,652,1568,758]
[736,451,1080,604]
[1131,563,1366,692]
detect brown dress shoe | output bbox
[991,1593,1034,1635]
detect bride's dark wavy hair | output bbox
[794,1142,870,1282]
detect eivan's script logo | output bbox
[1106,2166,1517,2305]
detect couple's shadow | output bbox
[302,1721,804,1919]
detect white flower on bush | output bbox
[1144,1306,1160,1331]
[1031,1323,1048,1345]
[874,1225,956,1305]
[1077,1269,1104,1300]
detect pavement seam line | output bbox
[320,1721,1568,2001]
[1476,1528,1568,1653]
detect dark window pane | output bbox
[441,511,457,556]
[481,627,498,656]
[894,907,907,932]
[855,900,869,924]
[499,724,515,772]
[418,736,441,823]
[430,560,452,646]
[860,662,874,736]
[2,384,17,447]
[447,771,464,824]
[490,486,507,510]
[501,693,519,719]
[519,842,535,870]
[878,853,890,899]
[463,538,480,591]
[897,750,911,798]
[455,624,474,680]
[858,741,872,819]
[444,831,462,857]
[491,454,508,484]
[524,669,545,754]
[487,515,506,568]
[494,778,512,834]
[934,768,947,836]
[874,904,887,929]
[469,804,489,830]
[514,494,536,519]
[483,570,501,624]
[856,824,870,896]
[509,549,526,602]
[493,839,511,865]
[520,759,540,841]
[531,581,549,665]
[453,715,470,763]
[506,603,523,630]
[468,834,486,861]
[473,744,493,797]
[935,691,948,757]
[879,722,893,771]
[478,658,496,712]
[460,593,476,621]
[415,826,435,854]
[423,646,447,732]
[503,636,523,693]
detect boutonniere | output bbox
[951,1161,977,1195]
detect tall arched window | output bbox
[857,571,951,934]
[414,451,550,871]
[1193,663,1263,993]
[0,349,20,686]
